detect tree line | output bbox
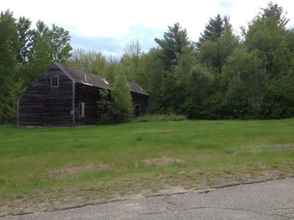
[1,2,294,122]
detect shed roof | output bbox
[49,64,148,96]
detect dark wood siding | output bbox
[131,92,149,116]
[75,83,101,124]
[19,69,73,126]
[18,64,149,126]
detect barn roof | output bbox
[49,64,148,96]
[128,81,148,95]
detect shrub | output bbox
[133,114,186,122]
[111,72,133,122]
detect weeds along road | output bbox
[2,178,294,220]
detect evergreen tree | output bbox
[262,2,289,27]
[197,14,224,48]
[155,23,190,70]
[2,3,294,122]
[198,16,238,74]
[245,2,290,76]
[197,16,239,117]
[244,2,293,117]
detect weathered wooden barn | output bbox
[17,64,149,126]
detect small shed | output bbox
[17,64,149,126]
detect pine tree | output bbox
[197,14,224,48]
[198,17,238,74]
[155,23,190,70]
[262,2,289,27]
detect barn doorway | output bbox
[135,104,141,117]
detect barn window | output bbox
[50,75,59,88]
[80,102,85,118]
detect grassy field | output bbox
[1,119,294,213]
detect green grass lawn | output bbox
[1,119,294,213]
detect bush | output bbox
[97,99,114,124]
[111,72,133,122]
[96,73,134,124]
[133,114,186,122]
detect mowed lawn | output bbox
[1,119,294,211]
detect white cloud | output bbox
[2,0,294,53]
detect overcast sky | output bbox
[2,0,294,56]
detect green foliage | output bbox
[120,41,146,86]
[245,3,290,76]
[197,14,225,48]
[16,17,34,64]
[242,2,294,118]
[147,3,293,120]
[170,47,195,114]
[0,10,21,122]
[198,17,239,74]
[0,10,72,122]
[68,49,119,82]
[152,24,194,114]
[185,65,213,118]
[262,2,289,27]
[222,48,266,118]
[133,114,186,122]
[111,72,133,121]
[25,21,72,84]
[1,2,294,123]
[155,23,191,70]
[140,49,165,112]
[26,22,52,83]
[96,90,115,123]
[49,24,72,63]
[0,78,23,121]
